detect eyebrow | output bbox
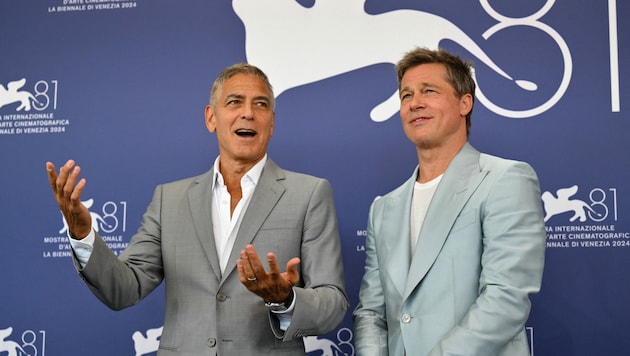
[224,93,244,102]
[401,82,440,92]
[223,93,271,103]
[253,95,272,103]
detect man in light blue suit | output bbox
[353,48,546,356]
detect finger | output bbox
[239,248,256,278]
[237,259,251,284]
[46,162,59,194]
[56,160,75,198]
[285,257,301,285]
[245,244,265,277]
[57,159,74,183]
[266,252,281,276]
[70,178,87,204]
[63,164,81,199]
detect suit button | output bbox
[217,293,227,302]
[401,314,412,324]
[207,338,217,347]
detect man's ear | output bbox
[459,93,473,117]
[205,105,216,133]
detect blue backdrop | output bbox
[1,0,628,355]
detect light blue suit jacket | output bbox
[353,143,546,356]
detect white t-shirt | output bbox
[410,174,443,254]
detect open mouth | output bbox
[235,129,256,137]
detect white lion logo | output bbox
[0,78,40,112]
[304,335,347,356]
[132,326,163,356]
[0,327,30,356]
[542,185,602,222]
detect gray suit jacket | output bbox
[353,143,546,356]
[75,158,348,355]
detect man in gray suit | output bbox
[353,48,546,355]
[46,63,348,355]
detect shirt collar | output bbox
[212,154,267,190]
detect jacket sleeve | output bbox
[75,185,165,310]
[430,161,546,355]
[353,198,389,356]
[277,178,350,340]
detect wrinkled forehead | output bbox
[214,73,275,107]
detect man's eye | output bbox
[401,93,411,100]
[227,100,239,105]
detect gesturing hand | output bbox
[237,244,300,302]
[46,160,92,239]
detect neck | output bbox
[219,156,263,186]
[416,141,465,183]
[218,157,260,215]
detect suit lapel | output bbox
[404,143,487,299]
[220,159,286,284]
[188,170,222,282]
[381,175,415,299]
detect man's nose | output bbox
[409,96,425,111]
[240,103,255,120]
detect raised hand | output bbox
[46,160,92,239]
[237,244,300,303]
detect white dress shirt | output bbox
[211,155,265,274]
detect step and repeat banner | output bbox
[1,0,628,355]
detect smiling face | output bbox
[205,73,275,168]
[399,63,472,152]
